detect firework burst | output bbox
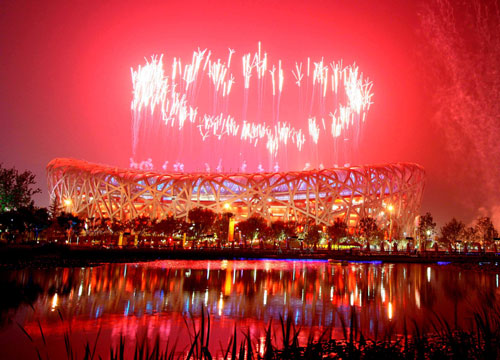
[131,43,373,173]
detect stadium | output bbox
[47,158,425,235]
[47,47,427,236]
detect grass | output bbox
[17,305,500,359]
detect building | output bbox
[47,158,425,234]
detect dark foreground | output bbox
[3,257,500,359]
[1,243,499,269]
[21,307,500,360]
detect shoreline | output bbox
[0,243,499,269]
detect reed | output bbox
[17,305,500,359]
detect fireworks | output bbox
[131,43,373,173]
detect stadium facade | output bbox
[47,158,425,234]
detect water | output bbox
[0,259,498,359]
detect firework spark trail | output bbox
[227,48,235,68]
[308,117,320,144]
[131,55,169,156]
[292,62,304,87]
[198,114,240,140]
[276,60,284,127]
[255,43,267,120]
[131,44,373,172]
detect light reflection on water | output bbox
[0,259,499,358]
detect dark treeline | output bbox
[1,164,498,252]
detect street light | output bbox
[425,229,432,252]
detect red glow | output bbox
[130,47,373,172]
[0,0,483,225]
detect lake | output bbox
[0,259,498,359]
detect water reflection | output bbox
[0,260,499,357]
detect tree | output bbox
[269,220,289,242]
[237,215,268,242]
[0,206,50,242]
[21,207,50,241]
[48,196,61,220]
[0,164,40,212]
[327,218,348,247]
[474,217,498,248]
[462,226,479,247]
[96,217,112,234]
[188,207,216,239]
[417,212,437,249]
[304,223,323,247]
[56,212,83,241]
[31,207,51,240]
[154,215,179,237]
[110,219,125,234]
[440,218,465,248]
[176,218,191,236]
[295,222,307,241]
[417,213,436,239]
[357,217,382,245]
[212,212,234,243]
[0,207,30,240]
[130,215,152,236]
[268,221,297,247]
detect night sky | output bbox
[0,0,491,227]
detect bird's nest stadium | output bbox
[47,158,424,234]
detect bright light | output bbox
[130,43,374,173]
[218,292,224,316]
[64,198,72,206]
[51,293,58,310]
[223,203,231,210]
[387,204,394,212]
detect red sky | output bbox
[0,0,472,226]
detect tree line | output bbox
[0,164,498,250]
[417,212,498,251]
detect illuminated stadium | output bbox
[47,158,424,234]
[47,45,425,234]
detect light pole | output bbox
[63,198,73,243]
[426,229,431,251]
[387,204,394,243]
[223,203,235,247]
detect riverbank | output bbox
[0,243,499,269]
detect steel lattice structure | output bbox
[47,158,425,233]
